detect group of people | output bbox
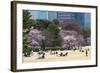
[50,50,68,57]
[36,48,89,59]
[37,50,69,59]
[79,48,89,56]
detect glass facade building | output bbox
[57,12,76,23]
[30,11,48,19]
[48,11,57,20]
[30,10,91,27]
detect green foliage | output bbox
[23,10,35,54]
[23,44,32,53]
[52,19,59,25]
[23,38,32,53]
[47,22,59,33]
[47,22,60,47]
[80,26,91,38]
[35,19,51,30]
[23,10,33,29]
[23,43,32,54]
[29,19,37,27]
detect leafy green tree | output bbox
[47,22,59,33]
[52,19,59,25]
[29,19,37,27]
[80,26,91,46]
[80,27,91,38]
[23,10,33,29]
[23,39,32,57]
[23,10,35,56]
[47,22,60,47]
[35,19,51,30]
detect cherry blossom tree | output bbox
[59,30,83,50]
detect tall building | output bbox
[57,12,91,27]
[57,12,76,23]
[75,13,91,27]
[75,13,85,26]
[48,11,57,20]
[30,10,90,27]
[30,10,48,19]
[84,13,91,27]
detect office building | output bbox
[30,10,90,27]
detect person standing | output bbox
[86,49,88,56]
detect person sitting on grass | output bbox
[59,52,68,56]
[37,51,45,59]
[42,53,45,59]
[55,51,58,54]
